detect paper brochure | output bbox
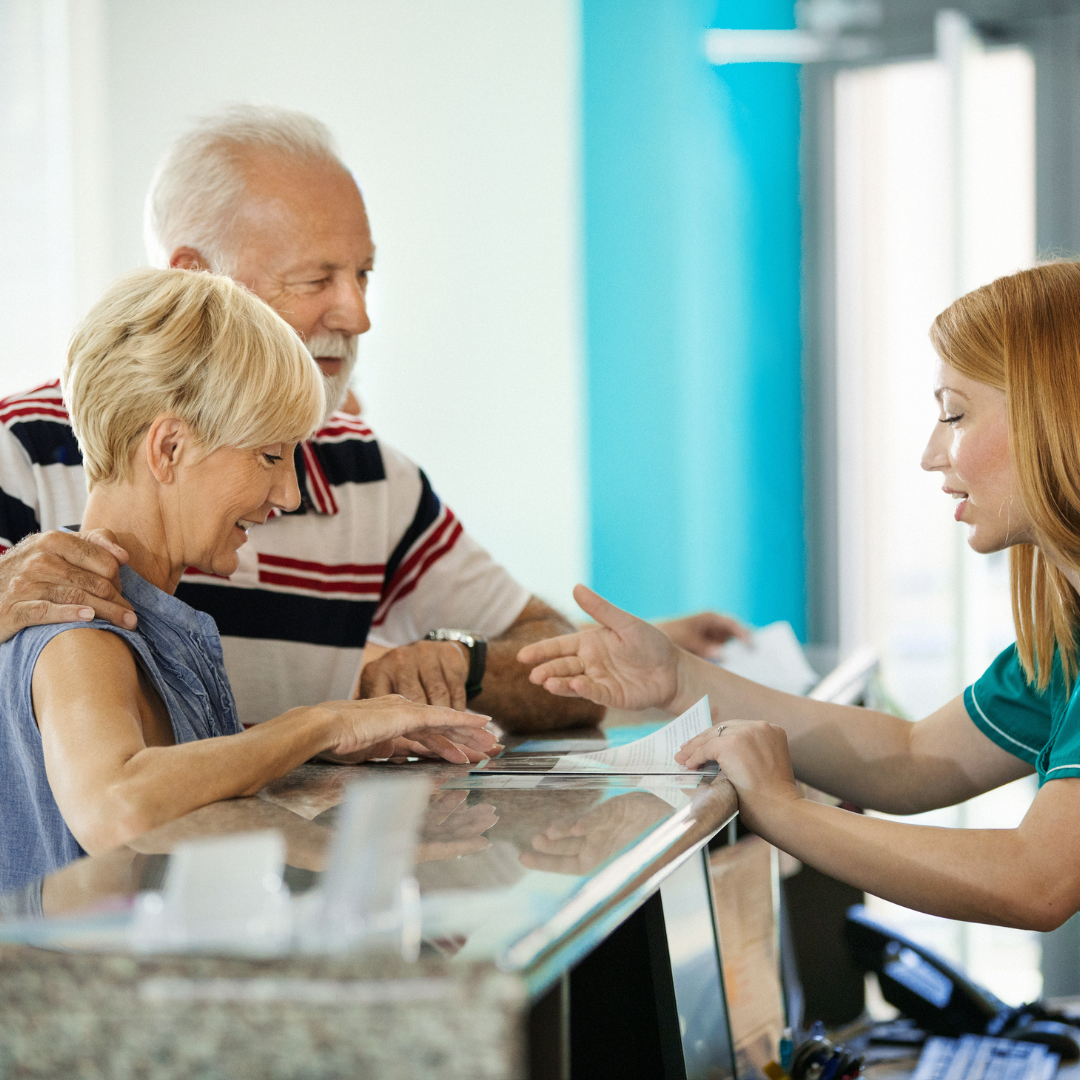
[471,696,717,776]
[715,621,819,696]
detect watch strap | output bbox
[465,637,487,700]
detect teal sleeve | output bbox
[963,644,1047,766]
[1039,683,1080,784]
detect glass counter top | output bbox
[0,721,738,994]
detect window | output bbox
[833,29,1040,1004]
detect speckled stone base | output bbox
[0,945,526,1079]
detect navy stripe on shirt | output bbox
[286,443,315,515]
[8,421,83,469]
[174,582,376,649]
[380,469,441,600]
[0,489,39,548]
[313,439,386,486]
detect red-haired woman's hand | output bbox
[675,720,801,831]
[517,584,683,711]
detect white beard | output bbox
[304,333,359,424]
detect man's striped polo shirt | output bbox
[0,381,530,726]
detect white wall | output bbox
[0,0,111,391]
[1,0,587,615]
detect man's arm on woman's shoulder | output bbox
[0,531,135,643]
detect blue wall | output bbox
[582,0,805,635]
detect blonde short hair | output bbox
[63,267,325,488]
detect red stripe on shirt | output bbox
[300,443,329,514]
[0,379,63,406]
[183,566,231,580]
[301,442,339,516]
[315,424,374,440]
[258,552,384,577]
[0,393,66,411]
[257,570,383,596]
[0,381,66,409]
[379,509,456,604]
[0,405,71,426]
[371,520,463,626]
[317,413,372,432]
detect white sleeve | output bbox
[367,442,532,647]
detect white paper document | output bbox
[470,696,717,776]
[715,621,819,696]
[512,738,609,754]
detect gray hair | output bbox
[144,104,343,274]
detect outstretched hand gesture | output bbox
[516,585,683,712]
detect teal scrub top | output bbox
[965,643,1080,787]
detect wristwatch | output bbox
[424,629,488,700]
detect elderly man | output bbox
[0,105,741,733]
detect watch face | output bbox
[428,629,484,647]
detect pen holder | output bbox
[129,777,429,959]
[130,830,292,956]
[294,873,422,960]
[295,775,429,960]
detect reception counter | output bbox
[0,725,738,1080]
[0,651,876,1079]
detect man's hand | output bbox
[518,584,683,712]
[0,529,136,644]
[656,611,750,659]
[357,597,605,733]
[359,639,470,709]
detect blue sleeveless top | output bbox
[0,563,242,892]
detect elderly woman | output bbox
[0,268,496,892]
[521,261,1080,932]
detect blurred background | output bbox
[2,0,1078,1011]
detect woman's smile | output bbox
[943,486,969,521]
[922,362,1032,552]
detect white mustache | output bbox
[304,333,356,361]
[303,334,358,421]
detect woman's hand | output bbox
[517,584,684,711]
[319,695,496,764]
[390,724,502,763]
[675,720,801,830]
[417,790,499,862]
